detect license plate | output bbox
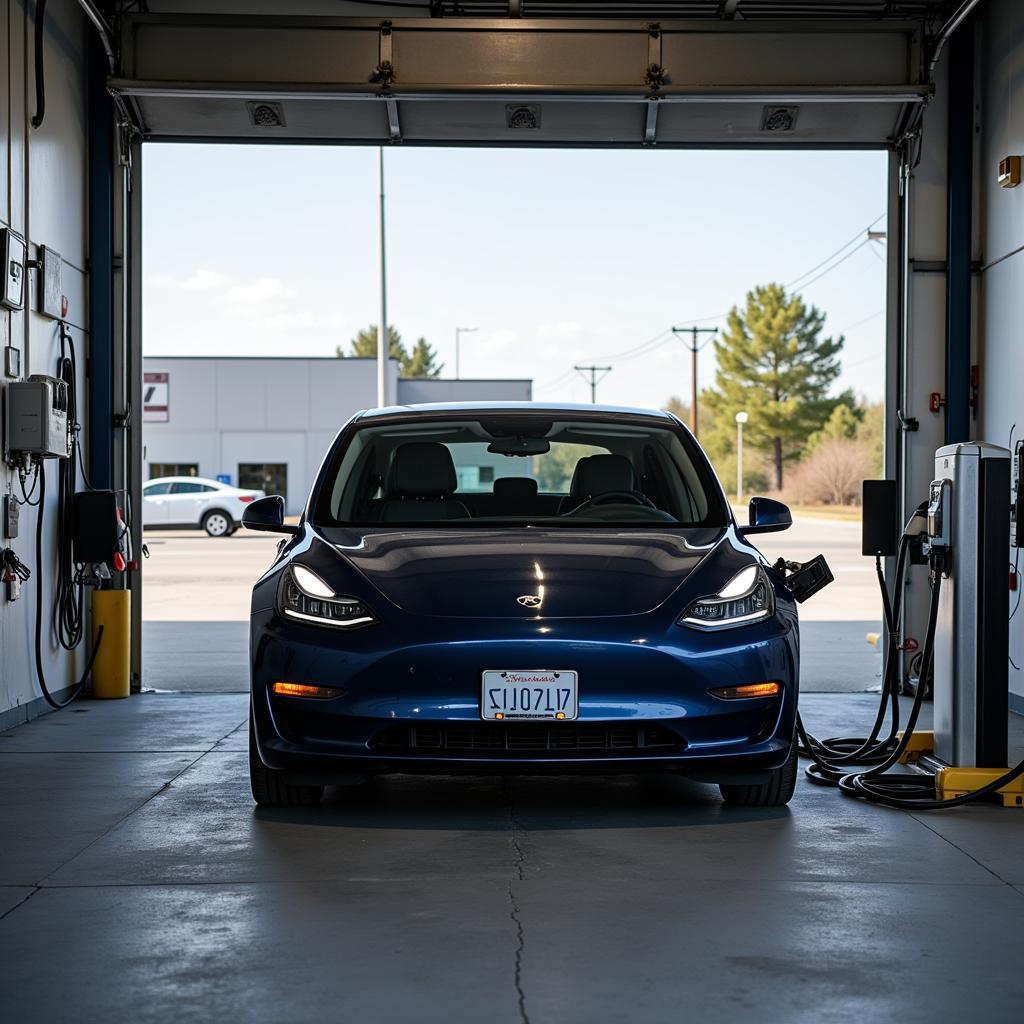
[481,670,578,721]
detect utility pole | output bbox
[376,147,388,408]
[671,326,719,437]
[574,365,612,404]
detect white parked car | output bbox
[142,476,266,537]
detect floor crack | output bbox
[0,886,41,923]
[910,812,1017,888]
[502,778,530,1024]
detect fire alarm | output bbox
[998,155,1021,188]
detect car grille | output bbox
[371,722,684,756]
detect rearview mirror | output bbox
[487,437,550,456]
[739,496,792,535]
[242,495,299,535]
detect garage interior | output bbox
[3,2,1024,1021]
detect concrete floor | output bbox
[2,692,1023,1024]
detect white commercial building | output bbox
[142,357,533,513]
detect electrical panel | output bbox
[4,375,70,458]
[0,228,27,311]
[1012,440,1023,548]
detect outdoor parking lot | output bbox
[142,514,883,695]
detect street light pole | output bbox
[735,411,748,502]
[454,326,478,379]
[376,147,388,408]
[671,326,719,438]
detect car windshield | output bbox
[314,414,728,528]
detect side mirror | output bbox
[242,495,299,535]
[740,496,792,535]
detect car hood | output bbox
[313,526,729,618]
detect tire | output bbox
[249,713,323,807]
[719,739,798,807]
[202,509,233,537]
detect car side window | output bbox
[144,482,171,496]
[170,481,204,494]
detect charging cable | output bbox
[798,502,1024,809]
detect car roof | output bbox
[354,401,675,421]
[145,476,225,486]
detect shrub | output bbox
[785,438,872,506]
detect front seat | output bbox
[379,442,471,522]
[559,454,638,514]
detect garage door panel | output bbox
[129,23,380,87]
[660,31,914,89]
[137,96,387,139]
[116,15,927,147]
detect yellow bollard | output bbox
[91,589,131,699]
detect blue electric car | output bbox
[243,403,798,808]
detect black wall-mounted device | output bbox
[862,479,899,557]
[73,491,118,565]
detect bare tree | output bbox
[787,439,872,506]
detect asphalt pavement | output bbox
[142,516,883,693]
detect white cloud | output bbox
[224,277,296,306]
[253,311,317,333]
[537,320,583,340]
[181,269,232,291]
[480,328,519,354]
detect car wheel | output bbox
[249,712,323,807]
[719,739,798,807]
[202,510,232,537]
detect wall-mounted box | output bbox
[38,245,64,319]
[0,228,27,310]
[4,375,70,458]
[998,155,1021,188]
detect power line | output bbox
[785,213,885,290]
[789,238,871,292]
[537,213,886,392]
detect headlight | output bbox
[679,564,774,630]
[279,564,377,629]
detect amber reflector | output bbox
[710,681,782,700]
[271,681,344,699]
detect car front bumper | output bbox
[249,607,799,784]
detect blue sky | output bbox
[143,144,888,409]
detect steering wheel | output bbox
[570,490,657,513]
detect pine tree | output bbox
[703,284,844,491]
[402,337,444,379]
[338,324,408,363]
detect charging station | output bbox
[932,442,1010,769]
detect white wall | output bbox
[142,358,533,514]
[398,377,532,404]
[0,1,91,727]
[979,1,1024,709]
[143,357,393,511]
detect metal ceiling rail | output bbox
[421,1,947,18]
